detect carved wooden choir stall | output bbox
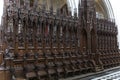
[0,0,119,80]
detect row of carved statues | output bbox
[3,49,120,80]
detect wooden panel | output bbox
[0,53,3,64]
[0,70,10,80]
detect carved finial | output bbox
[42,0,46,13]
[74,8,77,18]
[56,0,60,16]
[68,7,72,17]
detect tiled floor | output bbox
[91,71,120,80]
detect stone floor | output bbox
[91,71,120,80]
[1,66,120,80]
[60,66,120,80]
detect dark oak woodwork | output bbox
[0,0,119,80]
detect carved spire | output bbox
[74,8,77,18]
[78,0,81,19]
[56,0,60,16]
[42,0,46,13]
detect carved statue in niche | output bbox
[52,23,57,47]
[7,19,13,33]
[36,18,42,47]
[27,28,34,47]
[59,36,63,48]
[37,36,42,47]
[18,50,25,58]
[62,23,66,48]
[4,48,14,58]
[87,9,94,30]
[58,25,63,48]
[28,50,34,58]
[65,26,70,48]
[45,49,52,58]
[18,34,24,47]
[44,22,50,47]
[6,33,13,48]
[74,26,78,47]
[6,19,14,48]
[52,36,57,48]
[37,49,44,58]
[18,20,24,47]
[71,31,75,47]
[9,41,14,48]
[51,21,58,47]
[45,36,50,47]
[54,49,58,57]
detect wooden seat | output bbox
[26,72,36,78]
[63,59,73,76]
[55,59,65,78]
[86,60,94,71]
[37,64,47,76]
[47,60,56,75]
[71,60,80,73]
[78,60,88,72]
[36,60,47,77]
[46,59,57,79]
[24,64,36,78]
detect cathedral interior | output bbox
[0,0,119,80]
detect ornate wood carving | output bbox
[1,0,120,80]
